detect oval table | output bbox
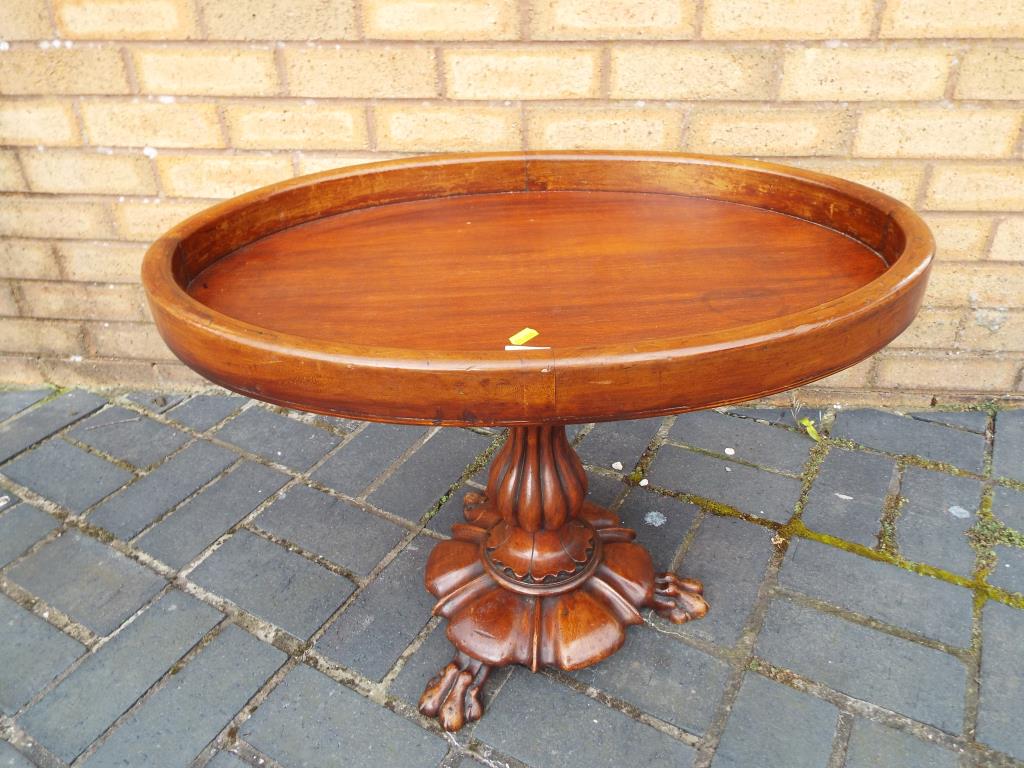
[142,152,933,731]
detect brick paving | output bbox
[0,387,1021,768]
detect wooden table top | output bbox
[143,153,934,426]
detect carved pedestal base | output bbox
[419,483,708,729]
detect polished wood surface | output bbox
[141,152,934,733]
[189,190,886,351]
[142,152,934,426]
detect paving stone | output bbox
[82,625,285,768]
[910,410,989,434]
[616,487,699,571]
[68,406,189,469]
[832,409,986,473]
[585,470,628,508]
[845,719,959,768]
[711,672,836,768]
[88,440,237,539]
[123,391,186,414]
[242,664,447,768]
[166,394,245,431]
[779,538,973,647]
[0,741,34,767]
[214,406,340,470]
[756,596,966,732]
[670,411,813,474]
[0,503,55,567]
[673,515,773,646]
[993,410,1024,483]
[989,545,1024,595]
[0,389,104,463]
[992,486,1024,532]
[801,447,895,547]
[388,620,456,707]
[649,445,801,523]
[137,461,288,569]
[0,489,18,512]
[2,439,132,513]
[978,600,1024,760]
[576,417,663,473]
[0,388,51,422]
[475,669,696,768]
[19,590,222,763]
[7,530,165,636]
[897,466,982,577]
[0,594,84,714]
[255,484,406,576]
[728,406,824,431]
[310,422,428,496]
[317,539,434,681]
[189,530,354,639]
[368,428,491,521]
[206,752,248,768]
[572,624,729,735]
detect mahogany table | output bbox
[142,152,933,731]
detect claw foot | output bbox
[650,573,709,624]
[418,651,492,732]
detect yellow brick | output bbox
[40,357,162,388]
[0,318,82,355]
[0,282,18,315]
[0,99,79,146]
[113,198,208,241]
[922,215,993,262]
[0,355,44,385]
[925,164,1024,212]
[20,148,158,194]
[780,47,951,101]
[610,45,775,100]
[132,47,278,97]
[0,150,26,191]
[283,46,437,99]
[927,263,1024,307]
[0,239,60,279]
[855,108,1021,160]
[960,309,1024,352]
[224,102,368,150]
[54,0,198,39]
[364,0,518,40]
[154,361,209,388]
[57,241,146,282]
[991,218,1024,262]
[956,47,1024,101]
[201,0,357,40]
[531,0,696,40]
[446,48,600,100]
[18,281,148,320]
[81,100,224,148]
[0,47,130,95]
[0,196,113,239]
[87,321,175,360]
[0,0,53,39]
[881,0,1024,38]
[295,152,404,176]
[374,104,521,152]
[703,0,874,39]
[526,106,683,150]
[876,353,1017,392]
[156,153,294,199]
[686,108,851,156]
[812,357,874,388]
[889,307,960,349]
[784,159,925,202]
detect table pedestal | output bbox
[419,425,709,731]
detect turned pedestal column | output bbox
[418,425,709,731]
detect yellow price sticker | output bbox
[508,327,539,345]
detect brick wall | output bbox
[0,0,1022,403]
